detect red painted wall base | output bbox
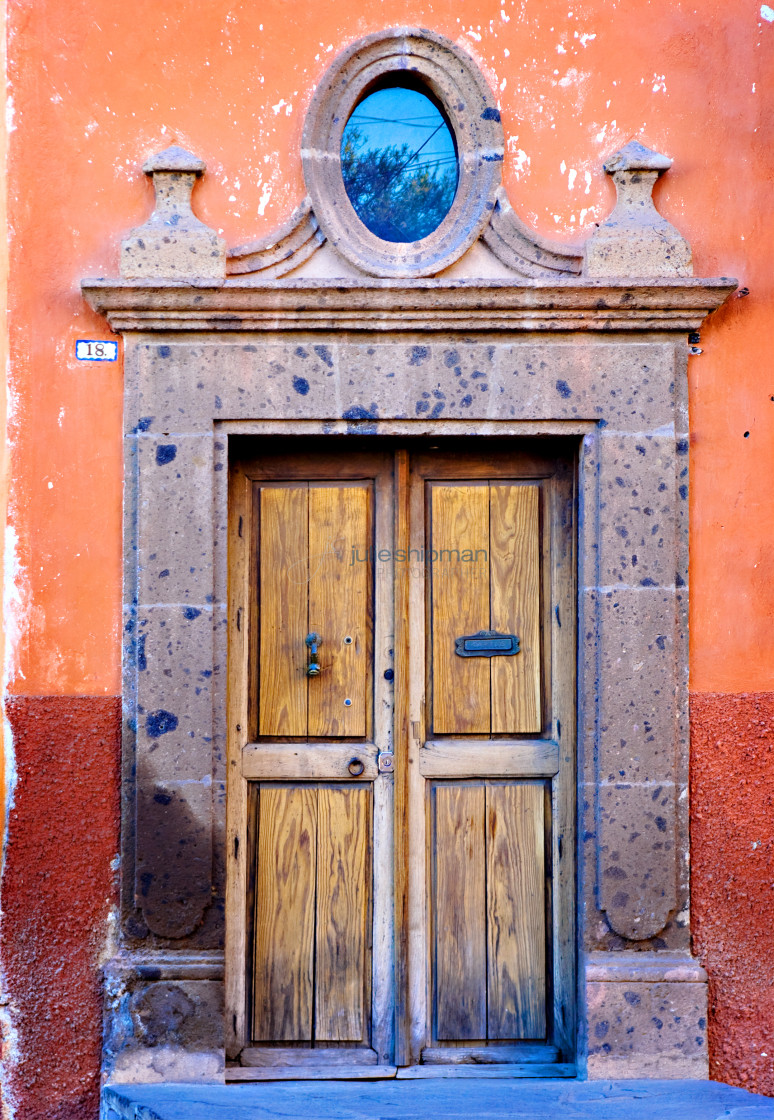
[1,696,120,1120]
[691,691,774,1097]
[2,692,772,1115]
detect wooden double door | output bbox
[227,439,576,1077]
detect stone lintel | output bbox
[82,276,737,333]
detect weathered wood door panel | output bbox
[257,480,372,739]
[227,439,575,1076]
[252,782,371,1044]
[431,779,547,1042]
[429,481,542,736]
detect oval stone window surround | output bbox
[302,28,505,278]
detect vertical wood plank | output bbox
[434,783,486,1040]
[315,785,370,1041]
[490,484,542,734]
[225,464,251,1055]
[308,484,370,737]
[393,449,412,1065]
[431,484,490,734]
[486,781,546,1039]
[258,485,309,737]
[253,786,317,1041]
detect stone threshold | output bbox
[102,1079,772,1120]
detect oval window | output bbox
[341,85,458,243]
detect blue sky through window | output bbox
[341,86,458,242]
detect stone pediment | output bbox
[85,135,734,334]
[225,188,583,282]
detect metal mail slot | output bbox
[455,630,521,658]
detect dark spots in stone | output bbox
[137,634,147,671]
[146,710,178,738]
[214,462,223,472]
[343,403,379,434]
[295,345,309,358]
[430,402,445,418]
[636,444,647,456]
[640,577,657,586]
[343,404,378,421]
[481,106,501,121]
[139,871,154,897]
[624,991,641,1006]
[433,389,446,399]
[416,400,430,414]
[676,438,689,455]
[698,1017,706,1029]
[242,344,257,353]
[472,369,486,379]
[292,376,310,396]
[612,891,629,908]
[460,394,472,408]
[655,635,666,650]
[156,444,177,466]
[444,349,459,368]
[652,1017,663,1030]
[409,345,429,365]
[313,344,334,368]
[158,569,170,579]
[183,607,201,620]
[137,417,154,432]
[214,395,222,410]
[482,152,503,161]
[384,668,394,681]
[655,816,668,832]
[157,346,171,359]
[153,790,173,806]
[679,485,688,500]
[594,1021,609,1039]
[604,866,627,879]
[556,379,572,398]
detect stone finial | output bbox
[120,146,226,282]
[583,140,692,278]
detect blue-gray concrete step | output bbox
[102,1079,772,1120]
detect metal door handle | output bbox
[348,758,365,777]
[305,632,322,677]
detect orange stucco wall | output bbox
[1,0,773,1109]
[2,0,773,696]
